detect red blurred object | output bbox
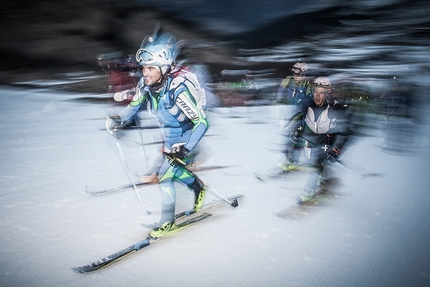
[96,52,141,93]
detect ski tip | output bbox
[252,172,264,181]
[363,172,385,178]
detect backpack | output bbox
[169,66,207,113]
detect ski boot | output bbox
[278,156,296,172]
[297,188,316,205]
[149,203,175,238]
[190,179,206,212]
[149,221,176,238]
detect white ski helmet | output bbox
[135,27,182,75]
[291,61,308,75]
[313,77,333,90]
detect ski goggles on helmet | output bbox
[135,44,173,67]
[291,67,305,75]
[136,48,155,65]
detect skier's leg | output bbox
[171,164,206,212]
[148,160,177,238]
[140,152,164,183]
[298,168,321,204]
[297,150,324,204]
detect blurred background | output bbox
[1,2,430,284]
[1,0,429,136]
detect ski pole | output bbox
[333,158,382,179]
[135,116,149,169]
[166,155,238,207]
[116,141,149,216]
[332,159,363,179]
[203,182,239,207]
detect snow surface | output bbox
[1,86,430,286]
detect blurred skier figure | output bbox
[275,61,313,109]
[274,61,313,159]
[107,26,208,238]
[279,77,349,204]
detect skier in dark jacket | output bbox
[275,61,313,109]
[281,77,349,204]
[274,61,313,142]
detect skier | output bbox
[280,77,349,204]
[274,61,313,109]
[107,27,208,238]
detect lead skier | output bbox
[107,27,209,238]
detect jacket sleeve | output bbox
[119,79,148,123]
[331,105,349,150]
[174,84,209,151]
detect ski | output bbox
[72,194,242,273]
[72,213,212,274]
[86,182,149,196]
[189,164,233,172]
[275,203,309,218]
[141,194,242,228]
[99,125,161,131]
[253,167,288,181]
[173,194,243,220]
[275,191,340,218]
[253,164,319,181]
[86,165,233,196]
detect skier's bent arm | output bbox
[176,90,208,151]
[119,80,148,123]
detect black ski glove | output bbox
[289,126,304,145]
[166,146,190,160]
